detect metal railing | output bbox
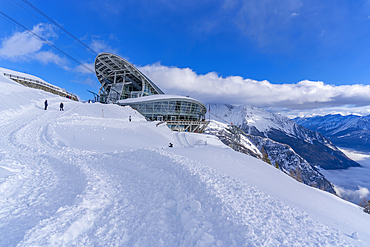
[164,120,210,133]
[4,73,78,101]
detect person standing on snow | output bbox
[60,102,64,111]
[44,100,48,110]
[129,115,131,122]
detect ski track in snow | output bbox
[0,103,354,246]
[174,132,194,148]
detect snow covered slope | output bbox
[294,114,370,152]
[205,121,336,194]
[207,104,360,170]
[1,69,370,246]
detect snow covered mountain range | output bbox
[1,67,370,246]
[294,114,370,152]
[205,122,336,194]
[206,104,360,170]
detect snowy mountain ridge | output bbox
[206,121,336,194]
[207,104,360,170]
[295,114,370,134]
[294,114,370,152]
[208,104,323,145]
[1,67,370,246]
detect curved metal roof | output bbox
[118,94,206,108]
[94,52,164,95]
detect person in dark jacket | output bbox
[44,100,48,110]
[60,102,64,111]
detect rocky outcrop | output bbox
[206,124,336,194]
[207,104,360,170]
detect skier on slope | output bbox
[60,102,64,111]
[44,100,48,110]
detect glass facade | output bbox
[95,53,208,131]
[128,99,206,121]
[95,53,165,104]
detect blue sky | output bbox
[1,0,370,116]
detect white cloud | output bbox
[269,105,370,119]
[0,23,68,68]
[74,38,118,74]
[291,12,299,17]
[0,30,42,58]
[320,151,370,204]
[34,51,69,70]
[90,39,117,54]
[139,63,370,115]
[334,186,370,204]
[73,77,100,87]
[75,62,95,74]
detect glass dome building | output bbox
[94,53,208,132]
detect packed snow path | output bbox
[0,101,358,247]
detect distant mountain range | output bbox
[206,122,336,194]
[294,114,370,152]
[206,104,360,170]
